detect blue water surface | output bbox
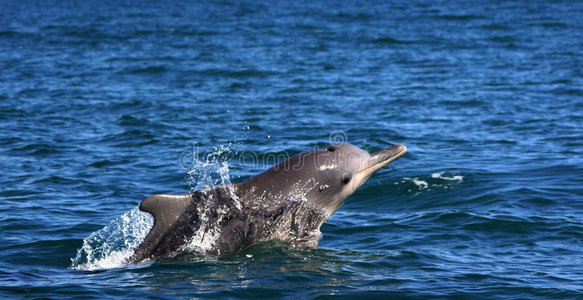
[1,0,583,298]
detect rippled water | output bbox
[1,0,583,298]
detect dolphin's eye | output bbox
[327,146,336,152]
[341,175,351,185]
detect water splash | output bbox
[70,144,238,268]
[186,144,239,208]
[401,171,464,193]
[186,144,234,192]
[181,145,240,254]
[431,172,464,181]
[412,178,429,190]
[70,207,154,270]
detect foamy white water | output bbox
[70,207,154,270]
[431,172,464,181]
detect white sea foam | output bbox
[402,171,463,193]
[70,207,154,271]
[431,172,464,181]
[412,178,429,189]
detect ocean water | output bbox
[1,0,583,298]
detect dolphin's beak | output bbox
[358,144,407,176]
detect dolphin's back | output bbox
[129,188,329,263]
[129,188,258,263]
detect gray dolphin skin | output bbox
[129,143,407,263]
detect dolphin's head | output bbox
[301,144,407,216]
[237,143,407,217]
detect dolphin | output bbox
[129,143,407,263]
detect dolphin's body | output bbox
[129,143,407,263]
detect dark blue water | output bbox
[1,0,583,298]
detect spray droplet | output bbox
[70,207,154,270]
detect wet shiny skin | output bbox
[1,0,582,298]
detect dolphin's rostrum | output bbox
[129,143,407,263]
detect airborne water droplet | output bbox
[70,207,154,270]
